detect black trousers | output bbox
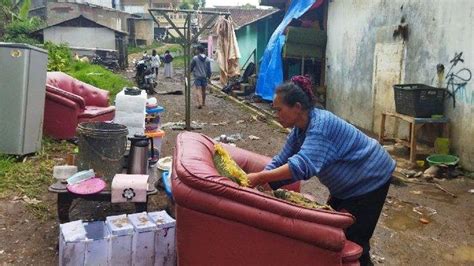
[328,180,391,266]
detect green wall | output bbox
[236,24,258,70]
[235,11,283,71]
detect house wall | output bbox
[47,2,129,32]
[326,0,474,170]
[133,19,154,45]
[44,27,116,50]
[236,24,258,69]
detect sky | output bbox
[205,0,261,8]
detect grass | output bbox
[128,42,183,56]
[67,61,133,100]
[0,138,75,219]
[128,42,185,68]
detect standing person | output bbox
[247,75,395,266]
[151,49,161,78]
[163,50,174,79]
[190,45,211,109]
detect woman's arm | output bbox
[248,164,291,187]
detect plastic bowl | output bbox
[426,154,459,166]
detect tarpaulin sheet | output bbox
[256,0,322,101]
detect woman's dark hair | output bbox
[276,75,315,110]
[152,49,157,56]
[165,50,170,53]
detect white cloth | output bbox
[151,55,161,68]
[214,16,241,85]
[164,62,173,78]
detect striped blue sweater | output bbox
[267,108,395,199]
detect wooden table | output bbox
[49,172,158,223]
[378,112,449,162]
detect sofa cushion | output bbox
[79,106,116,119]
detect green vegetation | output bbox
[44,41,72,71]
[128,42,182,56]
[0,0,43,44]
[42,42,131,99]
[67,61,133,99]
[0,139,74,219]
[179,0,205,10]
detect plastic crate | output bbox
[393,84,446,117]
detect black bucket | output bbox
[76,122,128,183]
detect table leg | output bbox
[379,113,386,143]
[442,123,450,138]
[57,193,74,223]
[409,122,417,163]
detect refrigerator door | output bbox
[0,42,48,155]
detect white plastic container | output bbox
[59,220,87,266]
[128,212,156,265]
[105,214,134,265]
[59,220,110,266]
[83,221,110,265]
[114,88,147,137]
[148,211,176,266]
[53,165,78,183]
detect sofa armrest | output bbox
[45,90,82,110]
[46,84,86,109]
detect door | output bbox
[371,40,406,138]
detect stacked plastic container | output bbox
[145,98,165,160]
[59,211,176,266]
[114,88,147,137]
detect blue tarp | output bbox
[255,0,317,101]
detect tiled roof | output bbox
[200,7,280,30]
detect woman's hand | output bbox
[247,172,263,188]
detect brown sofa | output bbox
[171,132,362,265]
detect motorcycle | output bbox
[91,54,120,71]
[134,56,157,94]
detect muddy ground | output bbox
[0,63,473,265]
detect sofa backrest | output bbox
[46,72,110,107]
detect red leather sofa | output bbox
[172,132,362,265]
[44,71,115,139]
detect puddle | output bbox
[383,200,436,231]
[442,245,474,263]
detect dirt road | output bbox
[0,65,472,265]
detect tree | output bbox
[0,0,43,44]
[179,0,203,10]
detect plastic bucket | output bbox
[76,122,128,183]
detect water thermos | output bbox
[128,135,150,174]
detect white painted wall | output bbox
[326,0,474,170]
[122,5,145,14]
[44,27,116,50]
